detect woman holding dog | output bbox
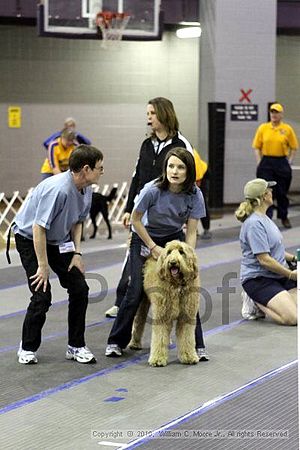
[236,178,297,325]
[105,148,208,360]
[106,96,195,318]
[105,97,209,359]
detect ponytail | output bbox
[235,198,261,222]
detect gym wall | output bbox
[0,25,199,196]
[0,25,299,198]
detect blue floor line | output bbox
[0,260,124,292]
[121,360,298,449]
[0,317,113,353]
[1,241,297,314]
[0,250,241,294]
[0,287,117,321]
[0,231,261,293]
[0,299,68,320]
[0,319,245,415]
[0,281,242,353]
[0,352,153,415]
[204,319,245,336]
[0,252,242,323]
[0,260,239,321]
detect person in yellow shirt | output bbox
[43,117,91,149]
[252,103,298,228]
[41,129,76,179]
[193,149,212,239]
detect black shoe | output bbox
[281,218,292,229]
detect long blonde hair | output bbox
[235,197,262,222]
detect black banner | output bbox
[231,104,258,121]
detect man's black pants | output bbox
[15,234,89,352]
[256,156,292,220]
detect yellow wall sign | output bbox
[8,106,22,128]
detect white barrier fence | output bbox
[0,189,33,241]
[0,182,129,242]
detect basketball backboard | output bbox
[38,0,162,40]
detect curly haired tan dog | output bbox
[129,240,200,367]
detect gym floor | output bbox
[0,208,299,450]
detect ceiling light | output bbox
[179,21,200,26]
[176,27,202,39]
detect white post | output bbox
[118,0,124,14]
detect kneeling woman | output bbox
[236,178,297,325]
[105,147,208,359]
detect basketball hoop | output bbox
[95,11,130,47]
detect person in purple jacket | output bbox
[43,117,91,149]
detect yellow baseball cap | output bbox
[244,178,276,199]
[270,103,284,112]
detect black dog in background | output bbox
[90,187,118,239]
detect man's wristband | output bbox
[74,252,82,256]
[149,244,157,252]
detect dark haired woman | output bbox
[105,97,195,318]
[105,148,208,360]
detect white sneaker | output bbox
[105,305,119,318]
[66,345,97,364]
[105,344,122,357]
[17,342,38,364]
[196,348,210,361]
[241,290,265,320]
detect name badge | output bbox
[59,241,75,254]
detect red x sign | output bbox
[239,89,252,103]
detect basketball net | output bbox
[95,11,130,48]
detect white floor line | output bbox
[119,360,297,449]
[97,442,126,448]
